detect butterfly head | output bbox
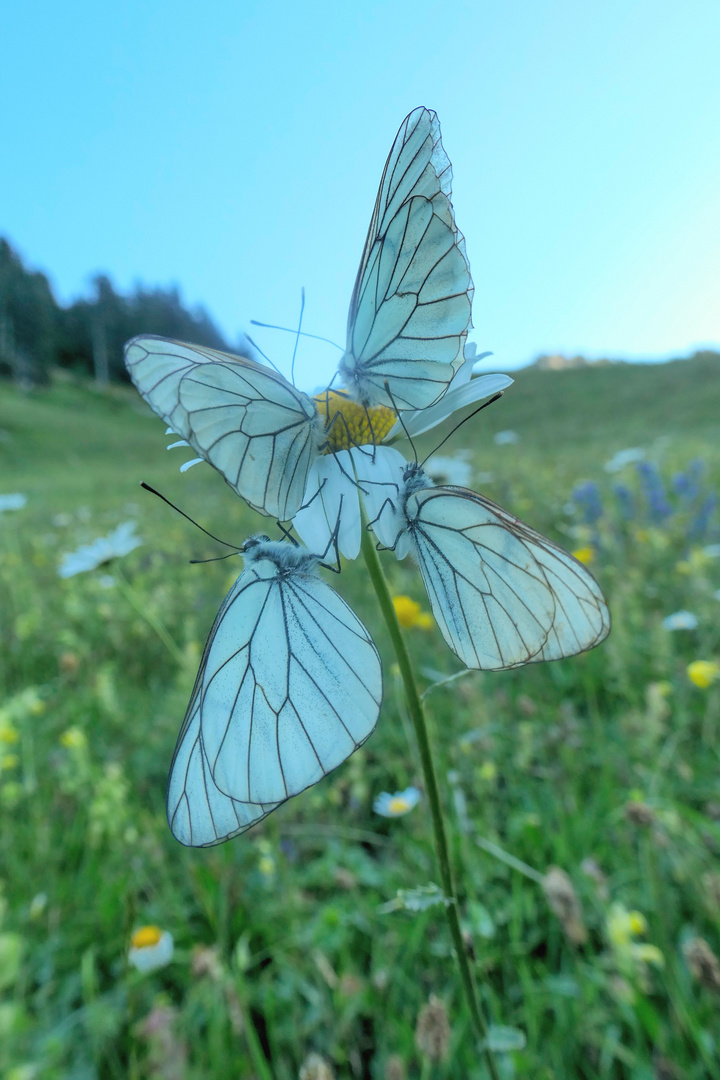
[241,535,319,577]
[241,534,273,555]
[402,462,431,496]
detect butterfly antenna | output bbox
[290,288,305,387]
[140,483,240,550]
[189,551,242,564]
[420,392,504,468]
[243,334,284,375]
[383,380,418,465]
[250,319,344,352]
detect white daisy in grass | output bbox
[662,610,698,631]
[58,522,142,578]
[0,493,27,513]
[604,447,645,473]
[128,926,174,973]
[374,786,422,817]
[425,453,472,488]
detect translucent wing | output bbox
[167,543,383,846]
[397,486,610,670]
[339,107,474,411]
[124,335,323,520]
[167,587,280,847]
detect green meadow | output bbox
[1,354,720,1079]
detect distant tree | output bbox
[1,234,253,386]
[0,239,58,385]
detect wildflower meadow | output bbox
[1,350,720,1078]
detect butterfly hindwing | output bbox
[166,542,383,846]
[371,474,610,671]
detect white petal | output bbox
[448,344,494,390]
[293,451,362,560]
[387,373,513,440]
[353,447,407,550]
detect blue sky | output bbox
[2,0,718,389]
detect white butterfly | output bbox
[366,462,610,670]
[167,536,383,846]
[124,107,473,520]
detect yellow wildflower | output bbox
[608,903,646,947]
[631,943,664,967]
[0,722,19,745]
[572,545,594,565]
[258,856,275,877]
[628,911,647,936]
[687,660,720,689]
[60,727,88,749]
[393,595,433,630]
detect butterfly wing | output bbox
[124,335,323,520]
[167,580,280,846]
[167,558,382,845]
[404,487,610,670]
[339,108,474,411]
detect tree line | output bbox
[0,237,244,387]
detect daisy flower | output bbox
[292,354,511,558]
[661,611,698,631]
[0,493,27,513]
[58,522,142,578]
[373,786,421,817]
[128,926,174,972]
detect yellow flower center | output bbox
[387,796,410,815]
[131,925,163,949]
[313,390,396,453]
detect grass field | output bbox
[1,354,720,1079]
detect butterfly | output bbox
[366,462,610,670]
[124,107,473,521]
[167,535,383,846]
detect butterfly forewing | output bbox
[340,108,474,410]
[124,335,322,520]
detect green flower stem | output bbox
[115,568,185,666]
[360,527,499,1075]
